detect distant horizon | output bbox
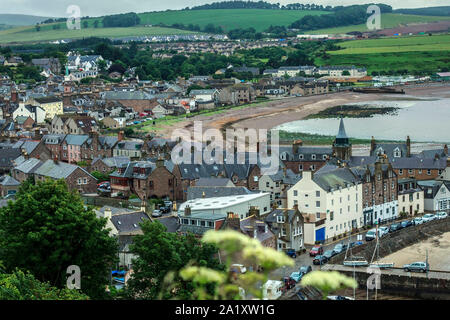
[0,1,449,19]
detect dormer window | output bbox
[299,154,304,160]
[311,154,316,160]
[394,147,401,158]
[277,215,285,223]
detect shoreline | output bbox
[155,84,450,151]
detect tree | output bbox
[83,21,89,29]
[35,24,40,32]
[0,179,117,299]
[93,20,99,28]
[91,170,111,182]
[342,70,350,76]
[125,221,222,299]
[0,269,89,300]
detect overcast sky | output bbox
[1,0,449,17]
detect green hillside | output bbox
[137,9,327,31]
[306,13,450,34]
[316,34,450,74]
[0,14,52,26]
[0,25,196,44]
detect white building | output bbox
[178,192,271,220]
[287,169,363,243]
[12,103,46,124]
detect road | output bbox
[270,231,371,279]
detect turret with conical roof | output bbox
[332,117,352,161]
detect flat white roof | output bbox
[178,192,270,212]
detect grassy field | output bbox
[307,13,450,35]
[316,34,450,74]
[0,25,196,44]
[0,9,327,44]
[330,34,450,54]
[138,9,327,32]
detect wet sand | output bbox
[382,232,450,271]
[157,84,450,143]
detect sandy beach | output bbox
[157,84,450,147]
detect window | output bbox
[427,169,431,175]
[182,219,189,225]
[311,154,316,160]
[293,190,298,196]
[399,169,403,175]
[207,221,214,228]
[277,215,285,223]
[330,212,334,221]
[200,220,206,227]
[311,165,316,171]
[298,164,303,171]
[316,201,320,207]
[266,182,270,187]
[323,154,327,160]
[299,154,304,160]
[408,169,413,174]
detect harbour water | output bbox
[274,97,450,143]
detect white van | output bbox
[365,228,384,241]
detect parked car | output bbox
[97,181,110,187]
[159,206,170,214]
[401,220,413,228]
[403,262,429,273]
[164,200,173,208]
[413,217,424,225]
[230,264,247,274]
[299,265,312,275]
[389,223,401,233]
[285,248,297,259]
[309,245,323,257]
[323,250,335,260]
[436,212,448,219]
[332,243,347,255]
[313,255,328,265]
[379,226,389,236]
[365,228,383,241]
[422,213,436,222]
[290,272,303,282]
[152,209,162,217]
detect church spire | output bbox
[336,116,348,140]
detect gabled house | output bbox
[265,207,305,251]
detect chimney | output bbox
[118,130,124,142]
[156,155,164,168]
[444,144,448,156]
[292,139,303,154]
[202,191,206,198]
[104,207,112,219]
[53,154,59,164]
[406,136,411,157]
[370,136,375,153]
[283,166,287,177]
[249,206,260,218]
[34,128,41,140]
[184,205,191,216]
[293,204,299,212]
[21,148,29,160]
[226,212,240,230]
[140,200,147,213]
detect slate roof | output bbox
[0,148,22,169]
[239,215,274,243]
[14,158,42,174]
[12,140,40,154]
[390,157,446,169]
[157,216,180,233]
[417,180,450,199]
[371,143,408,158]
[313,167,360,192]
[187,186,255,200]
[417,148,447,159]
[0,175,20,186]
[279,145,332,161]
[195,177,233,187]
[102,91,154,100]
[34,160,93,180]
[110,211,150,234]
[64,134,89,146]
[34,96,62,104]
[92,156,130,168]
